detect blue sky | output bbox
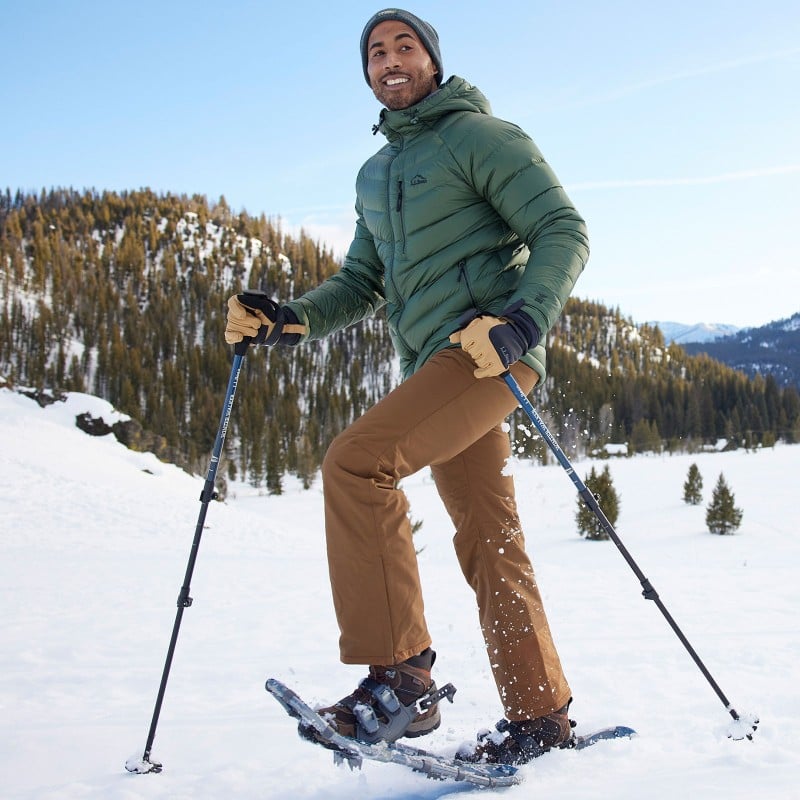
[2,0,799,327]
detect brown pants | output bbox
[321,347,571,719]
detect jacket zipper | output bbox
[384,175,415,359]
[396,179,407,255]
[385,175,403,305]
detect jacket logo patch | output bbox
[410,174,428,185]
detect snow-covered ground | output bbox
[1,387,797,799]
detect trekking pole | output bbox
[502,371,758,740]
[126,293,260,774]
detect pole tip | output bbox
[725,710,759,741]
[125,752,163,774]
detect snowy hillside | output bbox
[1,387,798,799]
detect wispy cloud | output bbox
[547,47,800,112]
[595,47,800,104]
[277,205,358,257]
[569,164,800,191]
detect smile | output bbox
[385,77,410,86]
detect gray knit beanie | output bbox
[360,8,443,86]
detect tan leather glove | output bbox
[225,295,271,344]
[225,291,308,347]
[449,316,510,378]
[451,303,540,378]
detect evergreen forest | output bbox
[2,188,798,493]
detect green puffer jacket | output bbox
[286,75,589,382]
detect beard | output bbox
[371,66,439,110]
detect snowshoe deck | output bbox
[266,678,635,789]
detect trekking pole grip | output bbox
[233,289,273,355]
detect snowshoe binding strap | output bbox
[349,679,457,744]
[417,682,456,711]
[350,677,415,743]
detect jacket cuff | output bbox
[501,301,541,350]
[276,306,304,346]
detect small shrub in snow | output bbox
[705,473,743,535]
[683,463,703,505]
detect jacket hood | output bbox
[374,75,491,140]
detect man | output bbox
[226,8,589,765]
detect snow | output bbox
[1,386,799,799]
[783,315,800,333]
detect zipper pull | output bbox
[396,181,403,212]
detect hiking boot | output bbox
[301,649,443,745]
[457,700,575,765]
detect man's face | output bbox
[366,20,439,110]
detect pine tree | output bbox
[576,464,620,540]
[683,463,703,505]
[705,473,743,535]
[3,189,800,490]
[630,418,662,454]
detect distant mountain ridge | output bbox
[681,313,800,388]
[652,321,741,345]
